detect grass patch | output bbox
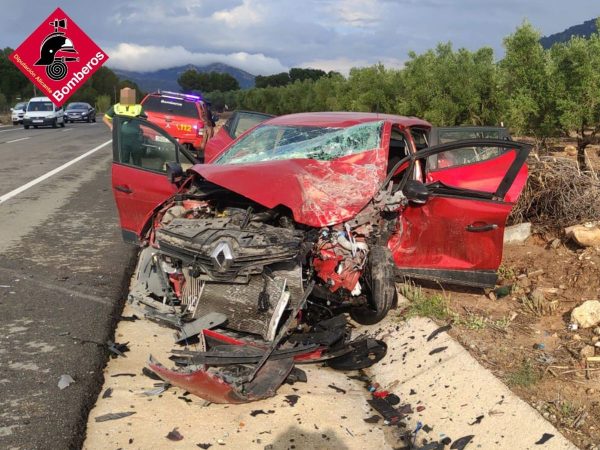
[507,359,540,387]
[400,281,450,320]
[497,264,516,281]
[454,313,487,330]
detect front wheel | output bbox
[52,119,58,129]
[60,120,65,128]
[24,125,30,129]
[350,246,396,325]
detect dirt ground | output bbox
[414,236,600,450]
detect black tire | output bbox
[33,126,38,129]
[60,120,65,128]
[52,119,58,128]
[24,125,29,129]
[86,116,91,123]
[92,116,96,123]
[12,121,18,125]
[350,246,396,325]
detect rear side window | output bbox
[142,96,199,119]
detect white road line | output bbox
[62,128,73,132]
[5,137,30,144]
[0,139,112,204]
[0,128,23,133]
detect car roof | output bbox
[29,97,51,102]
[263,111,431,128]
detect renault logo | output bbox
[210,241,234,272]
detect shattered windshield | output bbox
[215,121,384,164]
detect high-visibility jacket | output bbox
[112,103,143,117]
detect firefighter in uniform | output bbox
[103,87,147,166]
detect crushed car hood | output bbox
[189,148,388,227]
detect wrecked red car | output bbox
[110,112,530,402]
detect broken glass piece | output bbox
[95,412,136,422]
[58,374,75,390]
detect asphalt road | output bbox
[0,122,137,449]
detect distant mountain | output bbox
[112,63,256,93]
[540,18,598,48]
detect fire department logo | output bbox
[35,18,78,81]
[9,7,108,107]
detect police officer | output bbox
[103,87,147,166]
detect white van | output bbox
[23,97,65,129]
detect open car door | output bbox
[390,139,530,287]
[204,111,273,162]
[111,116,195,244]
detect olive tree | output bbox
[499,21,556,142]
[549,19,600,170]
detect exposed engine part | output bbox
[312,227,369,294]
[156,217,303,283]
[191,261,303,341]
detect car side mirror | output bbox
[166,161,184,185]
[403,179,429,204]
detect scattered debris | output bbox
[450,434,474,449]
[250,409,275,417]
[58,374,75,390]
[107,340,130,358]
[571,300,600,328]
[363,415,381,424]
[197,444,212,449]
[143,384,169,396]
[328,384,347,394]
[469,415,484,425]
[94,412,136,422]
[111,373,136,378]
[535,433,554,445]
[101,388,113,399]
[429,346,448,356]
[427,324,451,342]
[166,428,184,441]
[285,395,300,407]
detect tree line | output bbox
[205,20,600,167]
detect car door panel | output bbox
[112,164,178,242]
[390,139,530,287]
[111,116,191,243]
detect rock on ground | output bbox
[571,300,600,328]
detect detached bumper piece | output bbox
[148,352,294,404]
[146,319,387,404]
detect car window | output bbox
[14,102,27,110]
[437,129,502,143]
[27,101,53,112]
[142,96,199,119]
[233,114,272,138]
[67,103,88,109]
[116,120,192,172]
[216,121,384,165]
[427,145,509,171]
[410,127,429,150]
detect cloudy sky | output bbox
[1,0,598,75]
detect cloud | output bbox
[211,0,264,26]
[298,56,404,75]
[105,43,288,74]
